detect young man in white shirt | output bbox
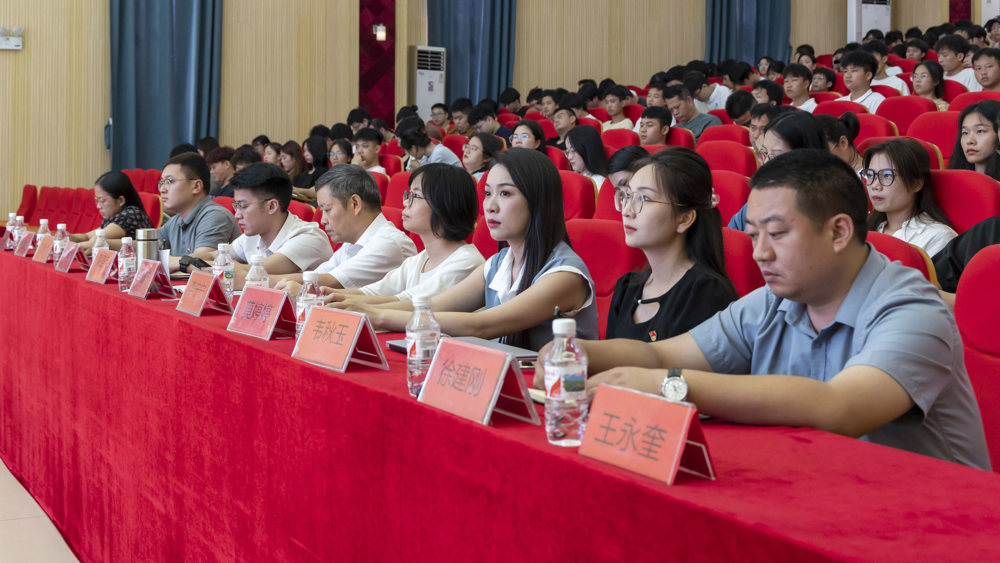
[837,51,885,113]
[227,163,334,288]
[935,34,982,93]
[863,40,911,95]
[351,128,386,174]
[683,71,732,114]
[973,48,1000,92]
[783,64,817,112]
[601,85,634,131]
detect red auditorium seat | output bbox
[942,80,968,103]
[588,107,610,122]
[640,144,668,154]
[370,172,390,203]
[810,92,841,103]
[947,91,1000,112]
[929,169,1000,233]
[708,109,732,125]
[907,111,959,161]
[524,111,544,121]
[16,185,37,221]
[213,196,235,214]
[143,169,162,193]
[545,145,570,171]
[855,113,899,143]
[623,104,644,124]
[385,171,412,210]
[870,85,901,98]
[698,124,750,146]
[471,217,499,259]
[287,200,316,223]
[379,154,403,177]
[537,118,557,140]
[814,100,868,116]
[722,227,765,297]
[380,138,406,157]
[697,141,757,176]
[594,179,621,221]
[601,129,640,150]
[578,117,602,132]
[866,232,931,281]
[711,170,751,226]
[557,171,597,220]
[138,192,163,228]
[665,127,695,149]
[442,134,467,160]
[122,169,144,191]
[874,96,937,137]
[856,136,944,169]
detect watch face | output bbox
[663,378,688,402]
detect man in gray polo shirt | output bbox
[157,151,241,272]
[536,150,990,471]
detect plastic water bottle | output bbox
[36,219,51,243]
[14,216,27,248]
[244,254,269,290]
[118,237,137,292]
[5,212,15,249]
[52,223,68,262]
[212,243,235,302]
[295,271,323,339]
[405,295,440,398]
[93,229,110,255]
[544,318,590,447]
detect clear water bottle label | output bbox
[545,365,587,401]
[406,334,438,361]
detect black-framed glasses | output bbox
[861,168,897,187]
[613,189,675,214]
[232,197,276,211]
[401,190,425,206]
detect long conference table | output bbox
[1,250,999,561]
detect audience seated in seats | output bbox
[606,146,649,191]
[912,60,950,110]
[560,92,593,122]
[906,39,930,61]
[606,148,737,342]
[973,48,1000,92]
[838,50,886,113]
[290,135,330,202]
[231,145,260,173]
[811,67,837,93]
[684,71,733,114]
[280,140,307,183]
[602,85,634,131]
[370,118,396,148]
[347,108,371,134]
[525,87,544,114]
[752,80,784,106]
[637,106,671,146]
[863,40,912,95]
[352,128,386,174]
[665,85,723,142]
[262,142,283,167]
[468,105,512,142]
[764,61,785,82]
[535,149,990,471]
[508,119,546,152]
[428,102,451,132]
[729,110,825,231]
[565,125,609,192]
[463,133,504,181]
[547,106,578,150]
[327,139,353,167]
[396,117,463,170]
[328,122,353,143]
[309,124,332,150]
[206,146,236,198]
[722,61,758,91]
[447,98,476,137]
[933,216,1000,306]
[816,112,863,173]
[748,104,786,159]
[644,82,668,110]
[948,101,1000,180]
[757,56,774,77]
[68,171,154,253]
[783,63,817,112]
[196,136,219,158]
[333,148,599,351]
[225,163,333,287]
[157,152,241,272]
[499,87,527,117]
[538,89,561,120]
[796,51,817,72]
[862,138,957,255]
[284,163,483,306]
[724,89,755,126]
[935,34,981,93]
[251,135,271,156]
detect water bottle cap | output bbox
[39,218,48,225]
[250,254,265,264]
[302,271,318,283]
[218,243,229,251]
[552,318,576,335]
[8,212,14,219]
[16,216,23,221]
[96,229,105,236]
[57,223,66,230]
[121,237,133,244]
[412,295,431,308]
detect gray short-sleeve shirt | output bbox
[158,197,241,256]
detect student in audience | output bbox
[463,133,504,181]
[227,163,333,287]
[289,135,330,201]
[764,61,785,82]
[972,48,1000,91]
[911,60,950,110]
[70,171,154,252]
[535,89,559,119]
[327,138,353,167]
[560,92,592,122]
[309,124,331,147]
[547,106,578,150]
[508,120,546,152]
[196,136,219,158]
[644,82,668,110]
[206,146,236,198]
[905,39,930,61]
[231,145,260,172]
[335,148,599,351]
[664,85,723,142]
[757,56,774,77]
[280,141,307,182]
[469,105,512,142]
[816,112,863,174]
[448,98,476,137]
[684,71,733,113]
[782,64,816,112]
[607,148,737,342]
[262,142,283,167]
[565,125,609,191]
[499,88,526,117]
[251,135,271,156]
[602,85,634,131]
[428,103,450,132]
[607,146,649,190]
[169,143,198,158]
[796,52,817,72]
[157,152,241,272]
[535,149,990,471]
[637,106,671,146]
[748,103,783,158]
[935,34,981,92]
[933,216,1000,298]
[347,108,371,133]
[863,40,911,95]
[371,118,395,146]
[351,128,386,174]
[811,67,837,93]
[526,88,544,113]
[329,123,353,142]
[837,50,886,113]
[722,62,757,91]
[397,117,463,169]
[752,80,784,105]
[862,138,957,255]
[948,101,1000,180]
[295,163,484,305]
[724,89,755,126]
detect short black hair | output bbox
[577,83,599,102]
[169,143,198,158]
[251,135,271,147]
[935,34,971,57]
[409,163,478,241]
[560,92,587,111]
[905,26,923,40]
[727,62,754,85]
[750,103,782,121]
[682,71,709,94]
[663,85,692,101]
[783,63,812,81]
[309,124,331,139]
[353,127,384,145]
[864,29,885,41]
[347,107,371,125]
[754,80,784,104]
[468,105,496,127]
[813,67,836,84]
[196,136,219,154]
[725,90,755,119]
[163,151,210,193]
[861,39,889,58]
[525,87,543,104]
[604,85,630,102]
[450,97,474,114]
[229,162,294,213]
[205,146,235,166]
[906,39,930,54]
[329,123,353,141]
[840,50,878,76]
[230,145,260,168]
[663,65,687,84]
[885,30,904,44]
[750,149,868,243]
[499,87,520,105]
[639,106,671,128]
[973,47,1000,65]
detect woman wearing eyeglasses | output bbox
[69,170,154,252]
[606,148,737,342]
[462,133,504,180]
[911,60,949,111]
[864,138,956,255]
[508,120,546,152]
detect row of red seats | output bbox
[13,185,163,231]
[121,169,163,194]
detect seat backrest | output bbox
[929,169,1000,233]
[954,244,1000,471]
[471,217,499,259]
[893,58,917,73]
[77,187,102,232]
[874,96,937,138]
[369,172,390,203]
[537,118,557,139]
[442,134,467,160]
[698,124,750,146]
[640,144,668,154]
[122,169,144,192]
[664,127,696,149]
[711,170,751,226]
[380,137,406,156]
[871,84,901,98]
[143,169,162,194]
[857,135,944,169]
[138,192,163,228]
[907,111,959,161]
[557,171,597,220]
[814,100,868,116]
[16,184,37,221]
[588,107,610,122]
[722,227,765,297]
[594,179,621,221]
[707,109,732,125]
[379,154,403,177]
[601,128,640,150]
[287,200,315,223]
[213,196,235,214]
[578,117,602,132]
[623,104,644,123]
[855,113,899,143]
[381,206,423,252]
[833,73,849,95]
[866,232,931,280]
[696,140,757,176]
[497,113,519,128]
[545,145,570,170]
[947,91,1000,113]
[385,171,412,210]
[942,79,968,103]
[524,111,544,121]
[811,91,841,103]
[565,218,647,338]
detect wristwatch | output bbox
[660,368,688,402]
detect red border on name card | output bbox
[86,250,118,284]
[128,259,176,300]
[177,270,233,316]
[292,307,388,372]
[13,232,34,257]
[227,286,296,340]
[31,236,54,263]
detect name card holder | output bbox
[31,236,54,263]
[13,232,34,257]
[1,228,11,250]
[227,286,297,340]
[85,249,118,284]
[55,242,91,273]
[292,307,388,372]
[127,259,177,300]
[418,338,540,426]
[176,270,233,316]
[579,384,714,485]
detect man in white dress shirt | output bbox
[936,35,982,93]
[783,64,817,113]
[836,51,885,114]
[863,41,911,95]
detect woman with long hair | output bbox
[70,170,154,251]
[948,101,1000,180]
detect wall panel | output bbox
[0,1,110,216]
[219,1,359,148]
[791,0,848,56]
[892,0,950,33]
[513,0,705,92]
[394,0,428,119]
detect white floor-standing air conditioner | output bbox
[848,0,892,43]
[409,46,446,123]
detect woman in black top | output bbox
[291,135,330,202]
[606,148,737,342]
[69,170,154,252]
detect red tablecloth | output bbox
[1,252,999,561]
